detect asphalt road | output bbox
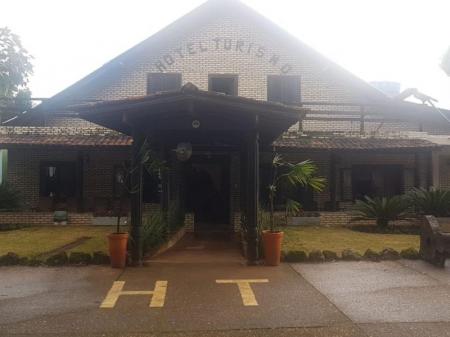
[0,260,449,337]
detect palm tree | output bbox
[268,155,325,232]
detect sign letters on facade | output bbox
[154,38,293,74]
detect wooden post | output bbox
[246,124,259,265]
[329,153,337,211]
[130,132,144,266]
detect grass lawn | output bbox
[283,226,420,255]
[0,226,116,258]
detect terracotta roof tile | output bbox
[273,137,436,150]
[0,134,132,147]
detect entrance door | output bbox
[185,155,230,232]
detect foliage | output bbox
[0,27,33,121]
[442,46,450,76]
[406,188,450,217]
[142,212,168,253]
[268,154,325,231]
[0,183,21,210]
[115,137,166,233]
[352,195,410,229]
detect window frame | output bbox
[147,72,182,94]
[208,74,239,96]
[267,75,302,105]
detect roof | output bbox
[0,127,132,147]
[74,83,305,143]
[0,134,132,147]
[23,0,387,116]
[274,136,437,151]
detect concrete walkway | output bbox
[0,260,449,336]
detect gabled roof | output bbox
[38,0,388,110]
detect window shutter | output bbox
[267,75,301,105]
[147,73,182,94]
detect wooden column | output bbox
[329,153,337,211]
[130,132,144,266]
[246,127,259,265]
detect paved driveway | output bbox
[0,260,449,337]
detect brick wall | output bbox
[0,212,93,226]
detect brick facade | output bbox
[1,0,447,229]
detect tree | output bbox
[441,46,450,76]
[268,155,325,231]
[0,27,33,122]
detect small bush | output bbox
[364,249,381,262]
[284,250,308,262]
[380,248,400,260]
[0,183,21,211]
[309,250,325,262]
[0,252,20,265]
[92,251,110,265]
[400,247,420,260]
[341,249,362,261]
[142,212,167,252]
[323,250,338,261]
[27,258,43,266]
[69,252,92,265]
[407,188,450,217]
[46,252,68,266]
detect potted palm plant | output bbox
[264,155,325,266]
[108,138,165,268]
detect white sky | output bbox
[1,0,449,107]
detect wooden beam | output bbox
[246,123,259,265]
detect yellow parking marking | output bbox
[216,279,269,306]
[100,280,168,308]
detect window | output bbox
[40,162,77,198]
[351,165,403,200]
[208,74,238,96]
[147,73,182,94]
[267,75,301,105]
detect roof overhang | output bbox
[74,83,306,145]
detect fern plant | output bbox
[407,188,450,217]
[352,195,410,229]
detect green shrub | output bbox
[364,249,381,262]
[0,252,20,265]
[284,250,308,262]
[308,250,325,262]
[0,183,21,211]
[45,252,68,266]
[352,196,410,229]
[407,188,450,217]
[341,249,362,261]
[380,248,400,260]
[142,212,168,252]
[400,247,420,260]
[323,250,338,261]
[92,251,110,265]
[69,252,92,265]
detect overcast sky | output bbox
[1,0,449,107]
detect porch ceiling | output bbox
[74,83,306,144]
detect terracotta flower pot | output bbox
[108,233,129,268]
[262,230,284,266]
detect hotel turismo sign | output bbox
[154,38,293,74]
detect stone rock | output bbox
[284,250,308,262]
[92,251,110,265]
[323,250,338,261]
[400,247,420,260]
[380,248,401,260]
[308,250,325,262]
[69,252,92,265]
[341,249,362,261]
[45,252,68,266]
[364,249,381,262]
[0,252,20,266]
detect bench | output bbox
[420,216,450,267]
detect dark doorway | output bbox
[352,165,403,200]
[185,155,230,231]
